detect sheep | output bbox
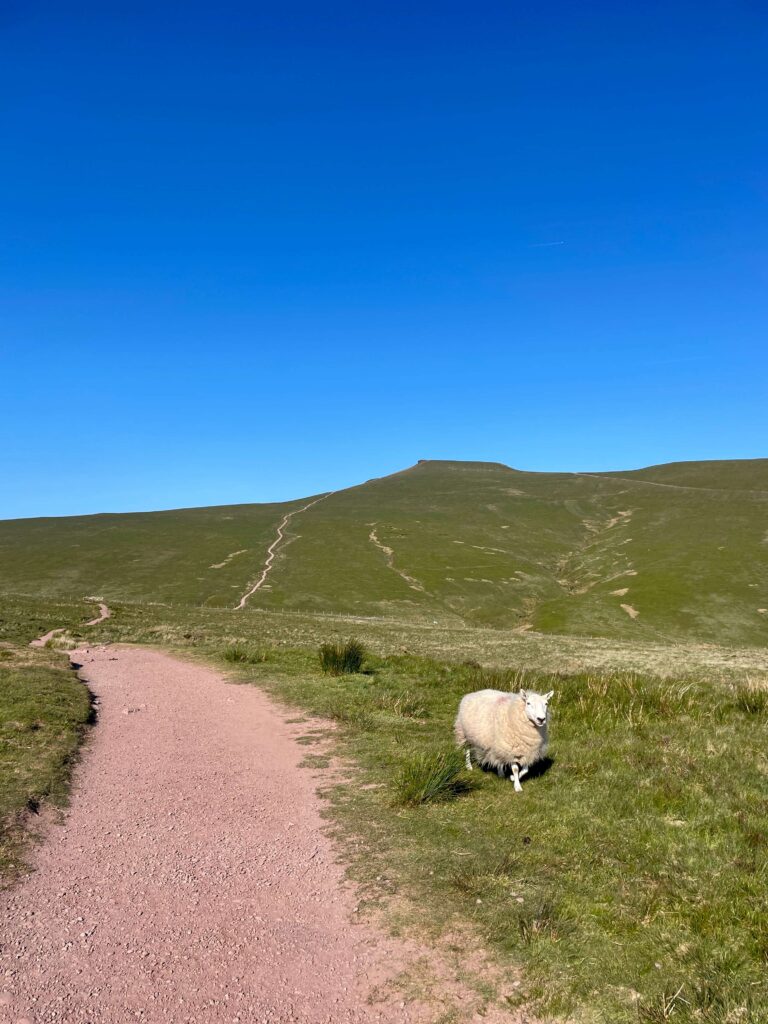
[454,688,553,792]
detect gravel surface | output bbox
[0,646,429,1024]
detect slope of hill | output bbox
[599,458,768,491]
[1,459,766,646]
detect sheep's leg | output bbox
[497,764,506,779]
[518,765,529,779]
[464,748,473,771]
[510,764,523,793]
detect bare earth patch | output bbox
[209,549,248,569]
[0,647,526,1024]
[620,603,640,619]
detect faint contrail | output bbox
[531,241,565,247]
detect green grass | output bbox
[0,593,106,646]
[0,499,304,607]
[77,597,768,682]
[1,458,767,646]
[0,645,92,880]
[212,644,768,1024]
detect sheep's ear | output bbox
[519,689,527,700]
[544,690,554,702]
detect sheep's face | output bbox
[520,689,553,728]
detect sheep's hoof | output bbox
[513,781,523,793]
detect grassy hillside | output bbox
[599,458,768,491]
[0,500,305,606]
[1,459,766,645]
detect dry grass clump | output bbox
[733,677,768,716]
[374,690,426,718]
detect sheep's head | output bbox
[520,689,554,728]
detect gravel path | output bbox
[0,647,425,1024]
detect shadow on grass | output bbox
[477,755,555,782]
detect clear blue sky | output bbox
[2,2,766,518]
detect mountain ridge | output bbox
[1,458,765,647]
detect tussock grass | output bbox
[222,644,269,664]
[733,678,768,715]
[466,666,528,692]
[392,749,473,806]
[318,638,365,675]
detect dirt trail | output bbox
[29,627,66,648]
[235,493,334,609]
[368,527,424,591]
[577,472,768,496]
[0,647,435,1024]
[84,601,111,626]
[30,602,111,648]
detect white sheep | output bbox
[454,688,553,792]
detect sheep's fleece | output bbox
[454,689,550,773]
